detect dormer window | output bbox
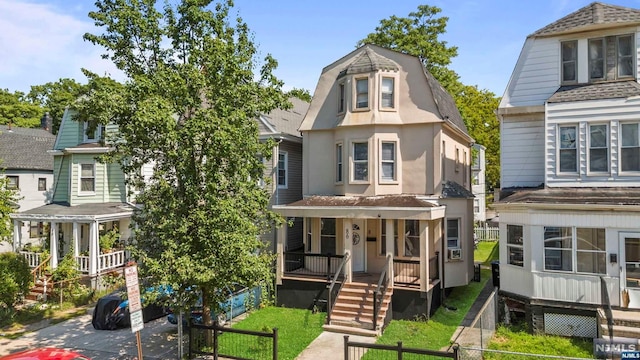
[618,34,634,78]
[338,83,345,113]
[381,77,394,109]
[588,38,605,81]
[83,122,104,143]
[355,78,369,109]
[561,40,577,83]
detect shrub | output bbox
[0,252,32,308]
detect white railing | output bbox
[20,251,43,268]
[76,256,90,273]
[98,250,126,272]
[474,226,499,241]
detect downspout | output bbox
[440,219,446,307]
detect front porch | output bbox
[10,202,136,285]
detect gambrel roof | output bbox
[0,125,55,171]
[258,97,309,139]
[531,2,640,37]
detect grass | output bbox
[474,240,499,265]
[216,307,325,360]
[487,324,594,359]
[362,268,491,359]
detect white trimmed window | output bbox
[38,178,47,191]
[352,142,368,181]
[507,225,524,267]
[589,124,608,173]
[6,175,19,189]
[618,34,634,78]
[576,228,606,274]
[83,122,104,142]
[561,40,578,83]
[559,125,577,173]
[544,227,572,271]
[446,219,460,249]
[79,163,96,193]
[381,77,394,109]
[277,151,287,188]
[380,141,396,182]
[336,143,343,183]
[355,78,369,109]
[621,123,640,172]
[588,38,605,81]
[320,218,336,255]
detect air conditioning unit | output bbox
[449,248,462,260]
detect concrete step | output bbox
[323,323,379,337]
[331,309,385,321]
[600,324,640,339]
[597,308,640,328]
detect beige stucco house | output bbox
[273,44,475,333]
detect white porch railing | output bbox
[20,251,43,268]
[474,226,499,241]
[76,250,126,274]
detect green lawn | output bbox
[362,269,491,359]
[474,240,498,265]
[486,324,594,359]
[217,307,325,360]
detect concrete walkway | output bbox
[296,331,377,360]
[449,273,497,349]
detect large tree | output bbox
[359,4,501,191]
[0,89,43,128]
[28,78,84,134]
[78,0,289,324]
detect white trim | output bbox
[378,73,398,111]
[379,140,398,183]
[83,122,103,143]
[619,121,640,175]
[557,124,579,175]
[335,142,343,184]
[78,163,96,196]
[277,151,288,189]
[353,76,370,111]
[273,204,446,220]
[337,80,346,115]
[586,122,610,175]
[350,139,370,184]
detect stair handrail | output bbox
[373,254,392,331]
[326,253,350,324]
[31,254,52,285]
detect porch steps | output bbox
[26,274,53,301]
[326,281,392,336]
[597,308,640,339]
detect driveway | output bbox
[0,311,180,360]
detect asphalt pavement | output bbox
[0,311,180,360]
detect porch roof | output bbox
[10,202,136,222]
[495,187,640,211]
[273,195,446,220]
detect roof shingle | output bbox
[0,125,55,171]
[547,80,640,103]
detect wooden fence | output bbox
[474,226,499,241]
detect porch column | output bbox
[420,220,429,292]
[342,219,352,283]
[276,224,286,285]
[72,222,79,257]
[50,222,59,268]
[385,219,395,287]
[88,221,99,277]
[12,220,22,251]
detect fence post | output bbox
[188,320,192,360]
[273,327,278,360]
[452,344,459,359]
[397,341,402,360]
[213,321,219,359]
[327,253,332,281]
[59,281,63,305]
[344,335,349,360]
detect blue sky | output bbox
[1,0,640,97]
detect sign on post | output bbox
[124,263,145,360]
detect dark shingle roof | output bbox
[16,202,135,217]
[339,46,400,78]
[498,187,640,206]
[442,180,474,199]
[531,2,640,37]
[260,97,309,137]
[284,195,438,208]
[423,69,468,135]
[547,80,640,103]
[0,125,55,171]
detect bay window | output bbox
[352,142,368,181]
[380,141,396,182]
[356,78,369,109]
[381,77,394,109]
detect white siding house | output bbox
[495,2,640,336]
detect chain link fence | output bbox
[458,347,594,360]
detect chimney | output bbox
[41,112,52,132]
[593,3,604,24]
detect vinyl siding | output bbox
[69,154,113,205]
[546,97,640,187]
[52,155,69,203]
[501,115,546,188]
[55,110,82,150]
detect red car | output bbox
[0,348,90,360]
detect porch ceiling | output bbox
[9,202,136,222]
[273,195,446,220]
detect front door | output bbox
[620,233,640,309]
[352,220,365,272]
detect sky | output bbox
[2,0,640,97]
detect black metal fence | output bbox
[189,321,278,360]
[345,335,458,360]
[283,251,344,280]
